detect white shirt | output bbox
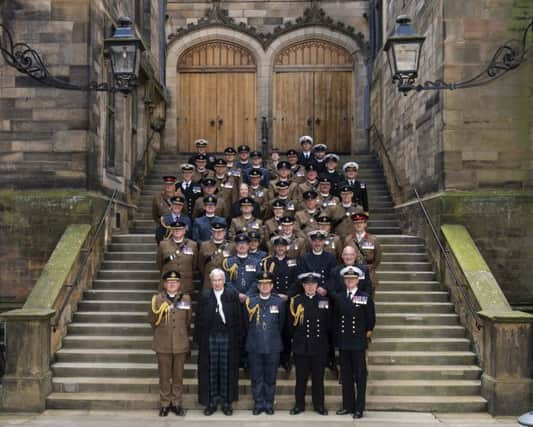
[214,289,226,324]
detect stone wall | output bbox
[395,191,533,308]
[370,0,533,199]
[370,0,445,199]
[0,190,108,304]
[0,0,167,193]
[442,0,533,190]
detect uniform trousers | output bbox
[248,352,280,410]
[157,352,187,406]
[293,353,326,409]
[339,349,367,412]
[208,334,230,405]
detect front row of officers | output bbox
[150,266,375,418]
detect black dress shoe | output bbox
[282,361,292,373]
[336,409,351,416]
[172,406,185,416]
[222,405,233,416]
[204,406,216,416]
[315,407,328,415]
[353,411,363,419]
[290,406,304,415]
[252,407,263,415]
[159,406,170,417]
[265,408,274,415]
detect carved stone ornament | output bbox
[168,0,368,55]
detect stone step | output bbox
[51,376,481,396]
[372,325,465,339]
[105,252,156,261]
[376,271,435,281]
[45,391,487,412]
[380,244,425,253]
[97,270,161,280]
[113,234,157,244]
[101,261,157,270]
[55,346,475,365]
[108,243,156,252]
[91,280,159,290]
[51,361,482,381]
[381,253,427,262]
[375,302,454,313]
[377,281,441,292]
[374,291,449,303]
[378,262,433,272]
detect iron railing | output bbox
[51,190,118,332]
[368,124,403,197]
[414,188,482,330]
[0,319,5,377]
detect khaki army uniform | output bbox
[152,191,180,223]
[150,292,192,407]
[318,194,340,210]
[264,217,283,239]
[214,174,238,204]
[192,169,214,182]
[198,240,235,289]
[295,180,319,205]
[191,195,229,219]
[263,197,297,219]
[330,204,364,237]
[228,215,263,241]
[249,185,268,215]
[295,209,323,233]
[267,180,299,200]
[343,232,382,290]
[157,239,198,293]
[290,165,306,184]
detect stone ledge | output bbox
[441,224,510,313]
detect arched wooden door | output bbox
[177,41,257,152]
[273,40,354,153]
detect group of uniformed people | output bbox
[149,137,380,418]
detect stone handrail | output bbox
[441,224,533,415]
[0,222,108,412]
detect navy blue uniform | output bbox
[245,294,285,411]
[289,294,331,410]
[327,264,372,296]
[192,215,226,243]
[261,255,298,365]
[156,213,192,243]
[332,289,376,414]
[223,255,262,295]
[176,181,203,217]
[294,251,337,294]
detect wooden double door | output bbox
[273,70,353,153]
[177,41,257,152]
[176,39,354,153]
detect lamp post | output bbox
[0,16,144,93]
[385,15,533,95]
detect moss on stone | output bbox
[441,224,511,312]
[24,224,91,310]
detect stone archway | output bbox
[177,40,257,152]
[165,28,266,153]
[165,24,367,154]
[266,27,367,154]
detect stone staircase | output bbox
[47,153,487,412]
